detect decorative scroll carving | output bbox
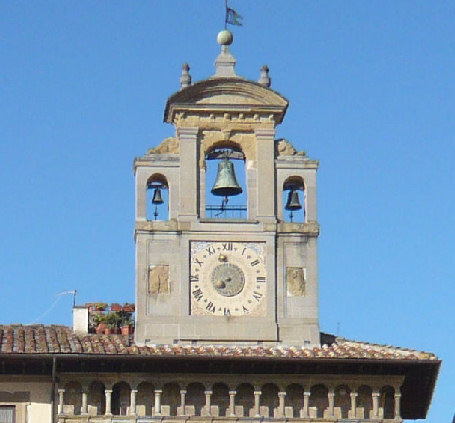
[275,138,306,157]
[148,265,170,294]
[286,267,305,296]
[148,137,179,154]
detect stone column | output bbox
[130,389,138,416]
[81,390,88,414]
[394,393,402,419]
[255,128,276,222]
[372,390,380,419]
[303,391,310,418]
[229,390,236,416]
[278,391,286,417]
[105,389,113,416]
[349,391,358,419]
[179,389,187,415]
[327,389,335,418]
[204,390,212,416]
[57,389,65,415]
[253,390,262,417]
[154,389,162,416]
[177,127,199,221]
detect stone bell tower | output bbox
[133,30,320,346]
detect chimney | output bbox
[73,306,89,334]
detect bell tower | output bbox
[133,30,320,346]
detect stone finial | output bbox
[258,65,271,87]
[214,29,236,77]
[180,63,191,89]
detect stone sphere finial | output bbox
[217,29,234,46]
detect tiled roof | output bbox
[0,324,437,361]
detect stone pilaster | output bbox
[255,128,276,222]
[177,127,199,221]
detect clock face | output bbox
[190,241,267,316]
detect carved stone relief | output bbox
[275,138,306,157]
[148,265,170,294]
[286,267,305,297]
[148,137,179,155]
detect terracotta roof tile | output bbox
[0,324,438,361]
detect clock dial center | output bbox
[211,263,245,297]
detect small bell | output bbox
[285,189,302,211]
[152,187,164,205]
[211,158,243,197]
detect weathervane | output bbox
[224,0,243,29]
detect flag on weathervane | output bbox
[225,1,243,27]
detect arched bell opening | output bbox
[282,176,305,223]
[147,174,169,221]
[205,145,247,219]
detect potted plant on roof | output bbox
[121,318,133,336]
[93,314,107,334]
[104,311,121,335]
[110,302,122,312]
[94,302,108,312]
[123,302,135,312]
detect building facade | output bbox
[0,30,439,423]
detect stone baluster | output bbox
[278,391,286,417]
[57,389,65,415]
[349,391,358,419]
[327,389,335,418]
[253,390,262,417]
[105,389,113,416]
[372,390,380,419]
[303,391,310,418]
[394,392,402,419]
[229,390,236,416]
[130,389,138,416]
[204,390,212,416]
[154,389,162,415]
[81,389,88,414]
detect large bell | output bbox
[211,158,243,197]
[151,187,164,205]
[285,189,302,211]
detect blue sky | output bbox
[0,1,453,421]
